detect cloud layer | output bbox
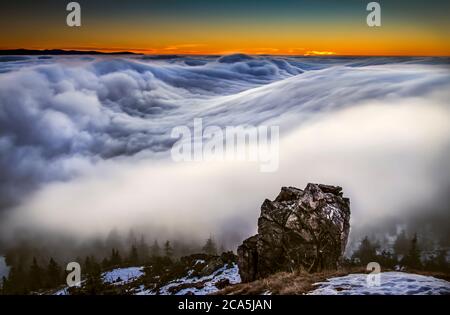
[0,55,449,248]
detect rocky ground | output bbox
[54,252,241,295]
[53,263,450,295]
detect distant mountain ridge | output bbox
[0,49,138,55]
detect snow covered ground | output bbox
[53,267,450,296]
[53,266,145,295]
[54,263,240,295]
[308,272,450,295]
[136,263,241,295]
[103,267,144,285]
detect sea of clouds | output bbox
[0,54,449,248]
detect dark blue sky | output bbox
[1,0,449,55]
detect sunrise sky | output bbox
[1,0,449,56]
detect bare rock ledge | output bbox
[237,183,351,282]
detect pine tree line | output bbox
[1,235,224,294]
[1,257,64,294]
[351,233,449,272]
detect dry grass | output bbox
[216,267,450,295]
[215,267,366,295]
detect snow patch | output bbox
[135,284,156,296]
[54,287,70,296]
[0,256,9,283]
[194,259,206,265]
[103,267,144,285]
[156,263,241,295]
[308,272,450,295]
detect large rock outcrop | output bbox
[237,183,350,282]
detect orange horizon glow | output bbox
[2,16,450,57]
[2,19,449,57]
[2,1,450,58]
[2,46,450,57]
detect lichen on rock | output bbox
[238,183,351,282]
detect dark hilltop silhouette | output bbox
[0,49,138,56]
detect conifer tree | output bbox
[435,250,450,273]
[83,263,104,295]
[109,249,122,267]
[84,256,92,275]
[4,263,28,294]
[352,236,379,265]
[28,257,43,292]
[101,257,110,269]
[46,257,62,288]
[202,236,218,255]
[403,234,422,270]
[394,230,410,257]
[164,240,173,259]
[128,245,139,265]
[151,240,161,258]
[1,276,8,294]
[137,235,149,262]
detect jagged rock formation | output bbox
[238,183,351,282]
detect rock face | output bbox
[237,183,351,282]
